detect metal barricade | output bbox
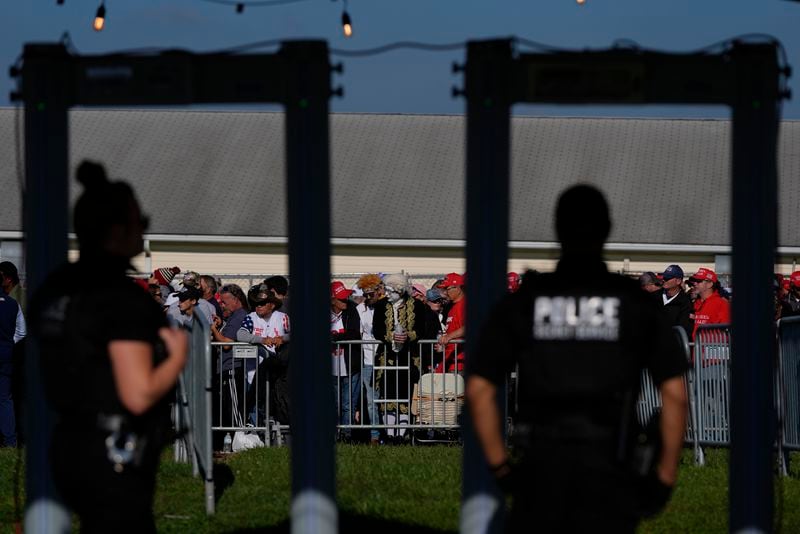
[692,324,732,451]
[414,340,465,442]
[175,314,215,515]
[777,316,800,475]
[332,339,464,443]
[634,326,703,464]
[331,340,380,440]
[211,341,273,449]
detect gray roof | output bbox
[1,109,798,246]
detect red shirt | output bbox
[692,292,730,339]
[437,297,466,372]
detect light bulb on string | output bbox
[576,0,586,5]
[236,3,244,13]
[341,10,353,38]
[93,3,106,31]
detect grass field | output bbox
[2,446,799,533]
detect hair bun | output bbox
[76,160,109,190]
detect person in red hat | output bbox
[148,266,180,301]
[435,272,466,373]
[688,267,730,339]
[507,272,521,294]
[785,271,800,317]
[330,281,361,440]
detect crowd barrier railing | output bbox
[201,337,466,446]
[333,339,465,444]
[635,327,704,464]
[189,318,800,477]
[777,316,800,475]
[210,341,276,450]
[692,324,732,451]
[174,314,215,515]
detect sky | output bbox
[2,0,800,119]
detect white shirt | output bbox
[331,311,347,377]
[356,302,377,366]
[241,310,290,384]
[14,306,26,343]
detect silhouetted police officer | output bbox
[30,161,187,533]
[466,184,689,532]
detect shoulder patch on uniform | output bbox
[533,295,620,341]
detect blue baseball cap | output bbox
[662,265,684,281]
[426,289,444,302]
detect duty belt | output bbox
[516,419,616,443]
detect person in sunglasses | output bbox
[29,161,188,532]
[687,268,730,340]
[355,274,384,444]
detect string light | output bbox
[93,2,106,31]
[576,0,586,4]
[236,3,244,12]
[341,10,353,38]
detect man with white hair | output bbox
[372,273,432,442]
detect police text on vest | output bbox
[533,296,620,341]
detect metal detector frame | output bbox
[460,39,788,534]
[13,41,337,533]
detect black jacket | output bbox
[660,289,694,337]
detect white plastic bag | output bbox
[232,429,264,452]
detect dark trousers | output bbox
[0,360,16,447]
[52,426,158,533]
[508,439,640,533]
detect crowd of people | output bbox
[3,255,800,449]
[638,265,800,340]
[140,266,492,445]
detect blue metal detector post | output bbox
[284,41,338,534]
[729,44,781,533]
[12,39,337,533]
[458,38,788,534]
[19,43,72,534]
[460,39,513,534]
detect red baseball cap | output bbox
[437,272,465,289]
[507,272,521,293]
[790,271,800,288]
[331,281,353,300]
[690,267,718,283]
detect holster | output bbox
[97,413,152,472]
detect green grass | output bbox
[3,446,800,533]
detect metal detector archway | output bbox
[13,41,338,533]
[459,39,789,533]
